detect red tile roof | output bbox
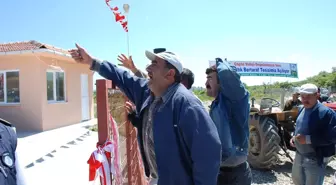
[0,40,69,55]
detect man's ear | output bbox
[165,69,175,79]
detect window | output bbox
[0,71,20,103]
[47,71,65,102]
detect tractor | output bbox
[321,89,336,111]
[247,87,336,169]
[247,88,299,169]
[324,102,336,111]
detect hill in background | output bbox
[193,67,336,103]
[93,67,335,105]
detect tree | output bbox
[325,72,336,87]
[318,71,328,77]
[332,67,336,73]
[262,82,268,93]
[279,81,293,89]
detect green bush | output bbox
[193,89,214,102]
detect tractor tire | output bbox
[248,114,281,169]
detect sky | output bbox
[1,0,335,87]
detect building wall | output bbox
[0,52,94,132]
[39,53,94,131]
[0,54,43,131]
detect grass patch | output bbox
[94,103,97,118]
[193,89,214,102]
[89,124,98,132]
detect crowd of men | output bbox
[1,45,335,185]
[70,45,252,185]
[68,44,336,185]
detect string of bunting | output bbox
[109,113,123,184]
[87,140,114,185]
[105,0,128,32]
[87,114,122,185]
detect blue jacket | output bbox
[298,103,336,165]
[209,59,250,166]
[92,60,222,185]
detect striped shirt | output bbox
[142,83,179,178]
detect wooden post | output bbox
[97,79,147,185]
[96,79,112,145]
[96,79,113,185]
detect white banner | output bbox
[228,61,298,78]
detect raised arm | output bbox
[134,69,148,78]
[91,60,149,110]
[68,44,149,109]
[216,58,248,101]
[117,54,148,78]
[179,103,221,185]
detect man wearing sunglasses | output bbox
[69,44,222,185]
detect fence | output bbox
[96,79,147,185]
[328,86,336,94]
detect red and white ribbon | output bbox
[87,140,115,185]
[110,114,123,185]
[105,0,128,32]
